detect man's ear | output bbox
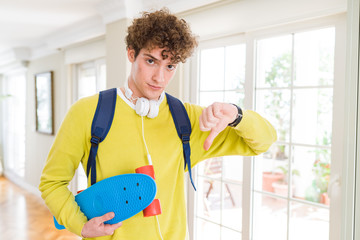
[127,48,136,63]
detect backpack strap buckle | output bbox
[90,135,101,147]
[181,134,190,144]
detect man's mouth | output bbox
[148,84,162,91]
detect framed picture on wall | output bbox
[35,71,54,135]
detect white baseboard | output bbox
[4,170,42,198]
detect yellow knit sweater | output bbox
[39,93,276,240]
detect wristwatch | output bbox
[228,104,243,127]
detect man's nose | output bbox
[153,67,165,82]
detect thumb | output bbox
[203,128,220,151]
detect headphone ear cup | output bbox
[136,98,149,117]
[147,100,159,118]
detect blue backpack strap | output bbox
[166,93,196,191]
[87,88,117,185]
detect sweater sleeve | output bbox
[185,103,277,167]
[38,96,96,236]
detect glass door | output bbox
[252,27,335,240]
[194,43,246,239]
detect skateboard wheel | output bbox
[135,165,155,179]
[143,199,161,217]
[135,165,162,217]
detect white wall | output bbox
[25,52,67,191]
[182,0,346,39]
[23,37,107,193]
[106,18,131,89]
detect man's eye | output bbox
[146,59,154,64]
[167,65,176,70]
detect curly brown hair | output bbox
[125,8,198,64]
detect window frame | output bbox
[72,58,106,101]
[344,1,360,239]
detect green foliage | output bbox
[312,135,331,193]
[265,53,292,87]
[0,94,11,100]
[312,160,330,193]
[275,164,300,184]
[264,53,292,142]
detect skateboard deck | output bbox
[54,173,157,230]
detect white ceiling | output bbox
[0,0,222,60]
[0,0,103,52]
[0,0,347,64]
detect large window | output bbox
[0,73,26,177]
[191,23,341,240]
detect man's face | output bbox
[127,47,178,100]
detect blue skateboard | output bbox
[54,173,157,230]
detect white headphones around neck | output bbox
[124,80,164,119]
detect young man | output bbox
[39,9,276,240]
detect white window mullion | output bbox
[243,33,256,240]
[286,32,295,240]
[220,164,224,239]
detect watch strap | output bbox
[228,104,243,127]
